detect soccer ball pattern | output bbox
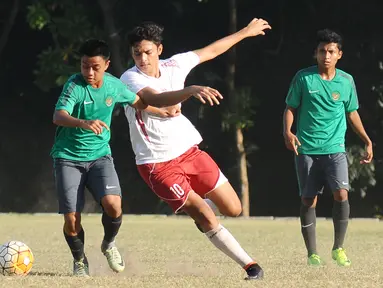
[0,241,34,276]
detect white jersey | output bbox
[120,52,203,165]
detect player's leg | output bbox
[177,148,262,278]
[182,191,263,280]
[137,159,263,280]
[87,155,125,273]
[295,154,323,265]
[185,149,241,217]
[205,180,241,217]
[324,152,351,267]
[54,158,89,276]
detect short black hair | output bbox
[127,22,164,47]
[78,39,110,60]
[316,29,343,51]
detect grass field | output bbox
[0,214,381,288]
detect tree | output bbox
[0,0,20,63]
[224,0,256,217]
[27,0,102,91]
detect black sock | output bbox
[102,212,122,244]
[332,200,350,250]
[64,230,84,261]
[78,228,85,245]
[300,204,317,257]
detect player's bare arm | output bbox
[53,110,109,135]
[143,105,181,118]
[347,110,373,164]
[194,18,271,64]
[141,106,176,118]
[283,106,301,155]
[130,85,223,109]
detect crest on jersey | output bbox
[105,96,113,107]
[332,91,340,100]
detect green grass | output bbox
[0,214,382,287]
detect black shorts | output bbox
[294,153,349,197]
[53,155,121,214]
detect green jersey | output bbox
[51,73,136,161]
[286,66,359,155]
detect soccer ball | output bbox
[0,241,34,276]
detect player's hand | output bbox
[146,105,181,118]
[79,119,109,135]
[283,131,301,155]
[156,109,181,118]
[243,18,272,37]
[163,105,181,117]
[190,85,223,106]
[360,142,373,164]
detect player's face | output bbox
[131,40,163,76]
[81,56,110,87]
[315,42,342,70]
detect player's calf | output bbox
[101,212,125,273]
[184,192,263,279]
[63,222,88,276]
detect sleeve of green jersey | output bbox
[345,77,359,112]
[55,79,80,114]
[118,82,137,107]
[285,72,302,108]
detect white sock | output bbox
[204,199,221,216]
[205,224,253,268]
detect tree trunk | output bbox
[227,0,250,216]
[0,0,19,63]
[97,0,125,77]
[236,127,249,216]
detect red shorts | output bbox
[137,146,227,213]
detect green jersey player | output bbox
[283,29,373,267]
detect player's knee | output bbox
[333,189,348,202]
[301,197,317,208]
[221,203,242,217]
[183,194,218,231]
[101,195,122,218]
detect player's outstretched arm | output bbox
[53,110,109,135]
[143,105,181,118]
[130,85,223,109]
[194,18,271,64]
[347,111,373,163]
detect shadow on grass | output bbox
[28,271,72,277]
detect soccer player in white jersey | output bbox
[120,19,271,280]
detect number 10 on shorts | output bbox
[170,184,185,198]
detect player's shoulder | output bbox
[295,66,318,79]
[63,73,86,94]
[160,56,181,69]
[103,72,127,91]
[336,68,354,83]
[65,73,85,86]
[104,72,123,84]
[161,51,198,68]
[120,66,141,83]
